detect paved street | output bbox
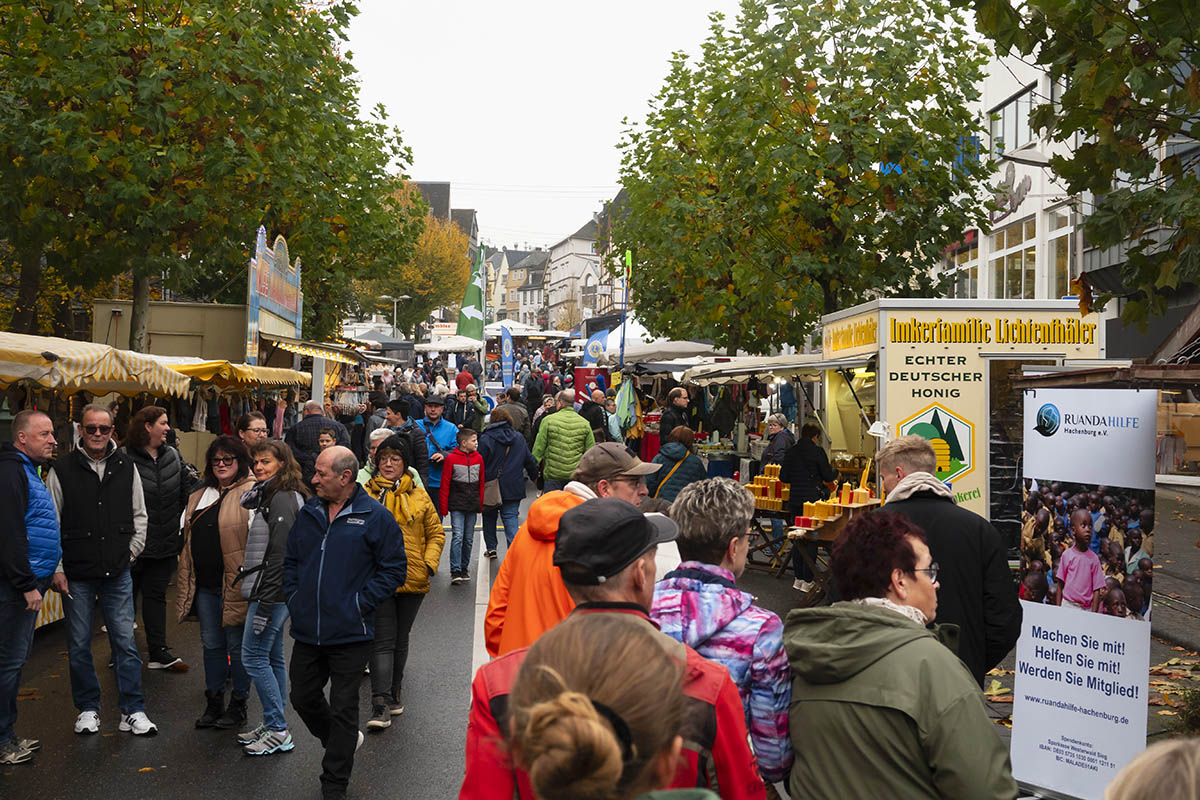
[4,483,1198,797]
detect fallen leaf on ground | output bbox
[987,668,1015,676]
[1157,710,1178,716]
[994,717,1013,728]
[987,695,1015,703]
[138,767,155,773]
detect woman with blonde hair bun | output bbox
[507,614,718,800]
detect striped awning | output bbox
[144,355,311,388]
[0,332,192,397]
[259,333,363,365]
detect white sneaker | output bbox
[793,578,814,593]
[119,711,158,736]
[355,730,364,752]
[74,711,100,735]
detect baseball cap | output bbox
[554,498,678,585]
[424,394,445,406]
[571,442,661,484]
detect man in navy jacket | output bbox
[285,446,406,800]
[0,411,60,765]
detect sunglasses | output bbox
[83,424,113,435]
[210,456,237,467]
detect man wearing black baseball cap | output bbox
[414,394,457,514]
[463,498,766,800]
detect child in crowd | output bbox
[1020,570,1048,603]
[317,427,337,451]
[1103,587,1129,618]
[1124,528,1150,573]
[439,428,484,585]
[1104,540,1127,580]
[1122,578,1146,621]
[1055,508,1106,612]
[1136,509,1155,556]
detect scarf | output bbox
[884,471,955,504]
[240,476,276,510]
[366,472,416,523]
[850,596,928,627]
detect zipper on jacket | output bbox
[316,523,329,646]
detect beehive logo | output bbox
[897,403,975,483]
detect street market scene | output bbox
[2,1,1199,799]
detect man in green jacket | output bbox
[783,509,1016,800]
[532,390,595,492]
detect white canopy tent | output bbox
[415,335,483,353]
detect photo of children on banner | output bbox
[1019,479,1153,619]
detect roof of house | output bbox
[519,268,545,291]
[512,250,548,271]
[451,208,478,240]
[415,182,451,221]
[503,249,533,270]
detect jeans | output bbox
[63,569,145,714]
[0,577,51,743]
[369,593,425,705]
[193,586,250,697]
[290,640,372,793]
[482,499,521,552]
[131,555,175,655]
[543,478,567,492]
[449,511,477,575]
[242,600,290,732]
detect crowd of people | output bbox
[1019,480,1156,619]
[0,362,1194,800]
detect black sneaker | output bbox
[485,550,497,559]
[148,649,188,672]
[459,571,471,583]
[366,705,391,731]
[450,573,464,585]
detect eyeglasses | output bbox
[247,427,268,434]
[83,425,113,435]
[211,456,237,467]
[913,563,940,583]
[378,454,405,465]
[611,476,647,487]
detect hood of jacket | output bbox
[482,420,521,446]
[784,602,932,685]
[653,562,753,649]
[0,441,31,467]
[526,488,588,542]
[657,442,688,462]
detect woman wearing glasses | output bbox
[782,510,1016,799]
[237,412,270,449]
[176,436,256,732]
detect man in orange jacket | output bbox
[483,442,662,658]
[463,498,767,800]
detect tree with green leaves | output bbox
[0,1,423,346]
[962,0,1199,323]
[609,0,995,354]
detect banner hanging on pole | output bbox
[501,325,514,388]
[582,329,609,365]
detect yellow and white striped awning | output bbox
[144,355,311,388]
[259,333,362,365]
[0,332,192,397]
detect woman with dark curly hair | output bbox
[234,440,309,755]
[783,510,1016,799]
[176,436,255,732]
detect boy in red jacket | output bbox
[440,429,484,584]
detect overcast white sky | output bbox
[345,0,743,250]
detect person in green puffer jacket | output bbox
[531,390,595,491]
[784,509,1016,800]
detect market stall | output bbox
[0,331,193,397]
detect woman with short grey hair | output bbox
[649,478,794,787]
[761,414,795,558]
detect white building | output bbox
[940,54,1081,305]
[545,219,605,330]
[515,251,549,327]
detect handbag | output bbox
[483,444,511,509]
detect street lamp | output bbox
[378,294,411,339]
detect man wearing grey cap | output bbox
[462,498,766,800]
[483,443,679,658]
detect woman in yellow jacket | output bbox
[363,433,444,732]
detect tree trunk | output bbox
[50,292,75,338]
[129,273,151,351]
[9,249,43,334]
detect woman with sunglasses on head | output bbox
[361,435,444,731]
[233,440,309,755]
[122,405,196,673]
[783,510,1016,800]
[176,436,256,732]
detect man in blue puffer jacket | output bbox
[0,410,61,765]
[284,446,406,800]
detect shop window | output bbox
[989,84,1037,153]
[988,216,1036,299]
[943,236,979,299]
[988,358,1056,547]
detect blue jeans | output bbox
[482,500,521,552]
[769,517,786,556]
[449,511,477,575]
[242,600,290,732]
[0,576,51,743]
[64,569,144,714]
[543,478,567,492]
[194,587,250,697]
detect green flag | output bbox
[457,245,485,340]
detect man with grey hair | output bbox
[46,404,155,736]
[650,478,793,787]
[285,398,351,485]
[285,445,406,799]
[879,434,1021,686]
